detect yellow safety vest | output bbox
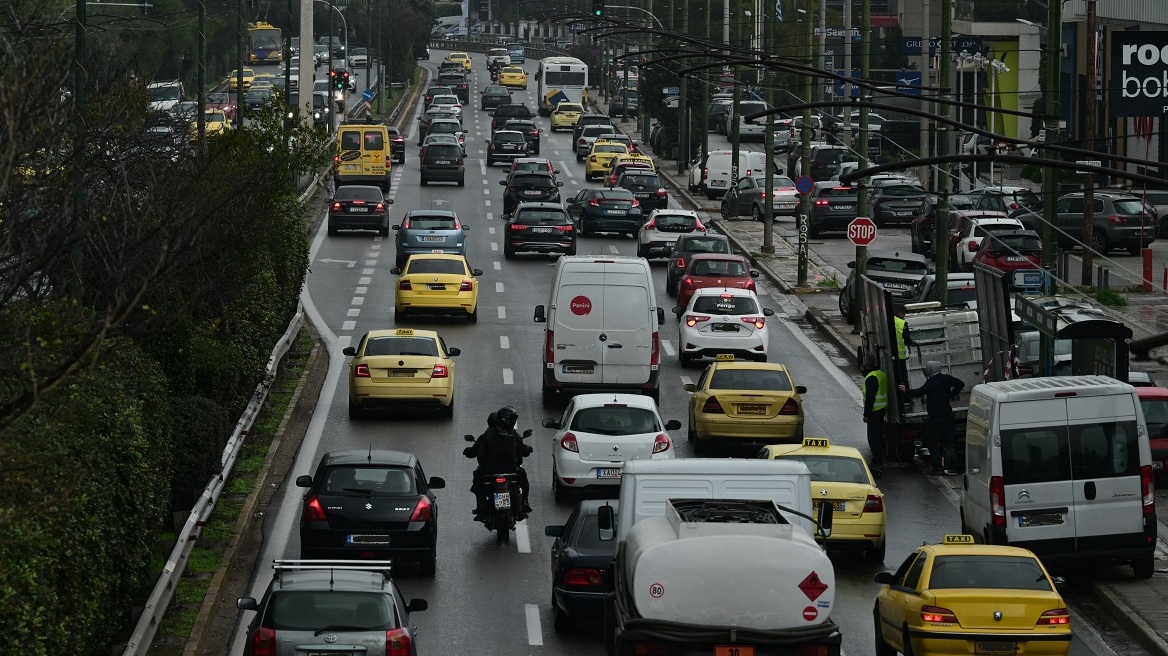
[865,369,889,412]
[893,316,908,359]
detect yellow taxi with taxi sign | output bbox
[498,65,528,89]
[343,328,460,419]
[758,436,887,562]
[604,154,655,186]
[446,51,472,71]
[874,535,1072,656]
[391,253,482,322]
[683,354,806,454]
[550,101,584,131]
[228,67,255,92]
[585,140,629,181]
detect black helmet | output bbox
[494,406,519,430]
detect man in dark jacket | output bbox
[903,361,964,475]
[464,406,533,517]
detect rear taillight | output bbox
[921,606,958,623]
[385,156,391,167]
[305,496,327,521]
[332,202,341,210]
[563,568,603,586]
[555,224,573,232]
[702,167,708,180]
[682,277,695,290]
[744,278,756,291]
[676,257,685,269]
[643,219,656,230]
[702,397,724,413]
[386,628,412,656]
[651,331,659,366]
[545,329,555,364]
[631,199,640,207]
[1108,215,1125,224]
[864,494,884,513]
[1038,609,1070,626]
[814,200,829,206]
[990,475,1006,526]
[657,188,667,197]
[742,316,765,329]
[779,398,799,415]
[251,628,275,656]
[967,241,977,252]
[509,223,527,230]
[686,314,710,327]
[375,203,385,212]
[560,433,579,452]
[409,496,433,522]
[1009,202,1019,210]
[333,155,340,166]
[1142,465,1155,515]
[460,279,473,291]
[652,434,670,453]
[355,364,370,378]
[589,198,601,207]
[399,279,412,290]
[590,155,597,162]
[432,364,449,378]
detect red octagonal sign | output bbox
[570,295,593,316]
[847,217,877,246]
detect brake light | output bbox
[354,364,370,378]
[676,257,686,269]
[814,200,829,206]
[1038,609,1070,626]
[990,475,1006,526]
[555,224,573,232]
[682,277,695,290]
[545,329,555,364]
[702,167,708,180]
[702,397,724,413]
[385,628,412,656]
[399,279,412,290]
[409,496,432,522]
[563,568,603,586]
[741,316,765,329]
[696,220,706,232]
[744,278,756,291]
[651,331,659,366]
[494,476,508,485]
[1142,465,1155,515]
[589,198,601,207]
[1009,202,1019,210]
[577,138,587,147]
[385,156,391,168]
[305,496,327,521]
[375,202,385,212]
[560,432,579,452]
[251,628,275,656]
[1108,215,1125,224]
[652,434,670,453]
[745,169,752,177]
[864,494,884,513]
[393,137,403,143]
[921,605,958,623]
[460,279,473,291]
[509,223,527,230]
[630,199,640,208]
[657,188,667,197]
[686,315,710,327]
[967,240,977,252]
[614,96,623,102]
[590,155,597,162]
[779,398,799,415]
[332,202,341,210]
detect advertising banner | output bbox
[1111,31,1168,116]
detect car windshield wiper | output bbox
[313,625,375,636]
[340,487,373,496]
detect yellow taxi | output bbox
[550,102,584,131]
[684,354,806,454]
[447,52,472,72]
[189,110,232,141]
[585,141,629,181]
[228,68,255,91]
[343,328,460,419]
[874,535,1072,656]
[391,254,482,322]
[605,154,656,186]
[758,437,886,562]
[498,66,528,89]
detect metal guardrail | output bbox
[121,306,306,656]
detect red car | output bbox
[676,253,759,309]
[969,229,1042,277]
[205,91,237,122]
[1140,387,1168,473]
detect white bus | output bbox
[536,56,589,116]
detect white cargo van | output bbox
[697,149,778,200]
[534,257,665,406]
[959,375,1156,577]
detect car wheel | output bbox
[1127,244,1142,256]
[807,223,820,238]
[706,191,717,200]
[873,611,896,656]
[838,289,853,322]
[553,591,572,633]
[866,539,886,564]
[565,245,576,256]
[468,307,478,323]
[420,176,428,186]
[396,254,406,268]
[902,628,917,656]
[752,205,764,222]
[687,418,696,443]
[666,280,677,297]
[440,395,454,419]
[348,397,362,419]
[394,305,407,322]
[327,221,338,236]
[504,245,515,259]
[1134,555,1155,579]
[636,245,647,258]
[419,554,437,577]
[458,176,465,187]
[1091,231,1110,255]
[679,353,692,368]
[910,232,920,254]
[553,472,569,503]
[378,222,389,236]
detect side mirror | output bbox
[874,571,896,584]
[428,476,446,489]
[406,599,428,613]
[847,261,856,269]
[665,419,682,430]
[683,383,696,392]
[386,198,394,204]
[499,180,507,186]
[342,346,356,356]
[534,304,546,323]
[657,307,665,325]
[750,270,760,278]
[556,182,564,187]
[871,467,884,480]
[485,139,491,144]
[447,347,461,357]
[392,224,401,230]
[597,503,616,541]
[763,308,775,316]
[295,475,313,487]
[542,418,561,429]
[462,224,470,231]
[390,267,402,275]
[472,268,483,276]
[554,169,561,174]
[236,597,258,611]
[502,213,512,220]
[544,524,564,537]
[796,385,808,394]
[463,434,476,442]
[816,499,834,539]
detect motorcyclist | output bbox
[463,406,533,519]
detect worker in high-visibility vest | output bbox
[862,355,889,474]
[893,306,913,393]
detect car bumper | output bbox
[874,208,926,223]
[399,244,466,258]
[508,237,574,253]
[809,211,857,232]
[678,330,767,358]
[638,238,680,256]
[487,151,526,161]
[1152,446,1168,472]
[581,212,645,233]
[553,587,605,619]
[329,211,387,230]
[396,293,476,314]
[694,415,803,441]
[349,380,455,406]
[823,517,885,549]
[554,453,671,487]
[334,173,390,186]
[906,628,1072,656]
[633,197,668,211]
[420,165,464,181]
[1110,228,1156,248]
[300,523,436,559]
[543,369,659,396]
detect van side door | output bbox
[997,399,1076,553]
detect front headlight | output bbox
[314,111,321,119]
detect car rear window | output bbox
[598,188,635,200]
[1113,199,1148,215]
[710,368,792,391]
[689,259,748,277]
[267,591,396,631]
[497,105,533,117]
[512,175,554,188]
[407,215,458,229]
[582,126,609,137]
[334,187,383,201]
[944,285,978,306]
[1013,190,1041,207]
[974,223,1020,237]
[883,185,927,197]
[774,455,868,484]
[484,86,509,95]
[621,174,660,187]
[495,132,526,143]
[594,144,626,154]
[323,466,416,495]
[514,209,569,225]
[570,406,661,435]
[406,259,466,275]
[1142,398,1168,438]
[428,86,451,95]
[868,257,928,274]
[928,556,1051,591]
[680,237,730,254]
[692,294,758,314]
[812,149,845,163]
[653,213,697,231]
[365,336,439,356]
[987,234,1042,254]
[362,131,384,150]
[950,194,976,209]
[426,144,461,158]
[429,122,459,134]
[817,187,857,199]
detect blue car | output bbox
[506,42,525,64]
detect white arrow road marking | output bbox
[317,258,356,267]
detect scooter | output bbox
[464,432,531,545]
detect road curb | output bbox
[1089,581,1168,656]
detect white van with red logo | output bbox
[534,256,665,407]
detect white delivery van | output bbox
[724,100,771,141]
[534,257,665,406]
[960,375,1156,578]
[700,149,777,200]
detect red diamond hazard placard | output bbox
[798,571,829,601]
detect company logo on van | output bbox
[570,295,593,316]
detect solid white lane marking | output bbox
[662,339,676,356]
[359,276,371,285]
[524,603,542,646]
[363,268,374,275]
[355,286,368,294]
[515,520,531,553]
[680,375,693,386]
[347,308,360,317]
[342,320,356,331]
[609,245,619,254]
[488,226,496,235]
[351,296,365,306]
[491,242,498,251]
[365,259,377,266]
[493,261,501,270]
[503,368,514,385]
[498,306,506,319]
[495,282,504,293]
[500,336,510,349]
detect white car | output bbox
[429,94,463,119]
[544,393,679,501]
[636,209,706,259]
[422,133,464,156]
[674,287,774,366]
[952,216,1024,271]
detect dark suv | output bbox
[435,72,469,103]
[614,170,667,211]
[501,172,563,214]
[504,119,541,155]
[807,184,858,237]
[491,103,534,133]
[666,233,732,296]
[870,182,929,225]
[1045,191,1157,255]
[838,250,931,322]
[503,202,576,258]
[419,142,465,186]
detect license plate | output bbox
[493,492,511,509]
[428,284,446,290]
[605,209,626,215]
[597,468,622,479]
[562,364,594,374]
[346,534,390,545]
[1006,256,1028,262]
[524,191,540,196]
[343,164,358,171]
[882,283,909,290]
[779,202,796,208]
[531,227,554,233]
[710,180,726,187]
[419,236,444,242]
[736,404,767,415]
[389,370,415,377]
[714,647,754,656]
[1018,513,1064,527]
[635,193,650,198]
[435,160,452,165]
[712,324,739,332]
[976,642,1018,656]
[896,211,912,216]
[834,204,854,209]
[816,501,844,511]
[350,207,369,212]
[1155,461,1165,470]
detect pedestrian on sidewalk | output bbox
[901,361,964,476]
[861,355,889,475]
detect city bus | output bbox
[248,22,283,64]
[536,56,588,116]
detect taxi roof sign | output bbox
[395,328,415,336]
[715,354,736,361]
[802,437,830,448]
[942,534,975,544]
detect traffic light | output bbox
[341,71,350,89]
[592,0,604,17]
[331,70,345,90]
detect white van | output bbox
[534,257,666,406]
[724,100,771,141]
[959,375,1155,578]
[695,150,778,200]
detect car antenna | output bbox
[367,443,373,463]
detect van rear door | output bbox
[1066,394,1146,553]
[998,398,1076,554]
[552,279,605,386]
[599,271,652,386]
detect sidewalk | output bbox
[589,93,1168,656]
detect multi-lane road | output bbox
[227,51,1150,656]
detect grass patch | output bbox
[202,518,237,544]
[159,607,200,637]
[228,475,255,495]
[1096,289,1127,307]
[176,578,212,605]
[816,277,840,289]
[1126,284,1153,294]
[186,547,221,574]
[234,451,266,474]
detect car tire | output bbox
[647,387,660,403]
[504,245,515,259]
[553,473,569,504]
[542,382,556,408]
[706,191,717,200]
[687,418,697,443]
[1127,244,1142,256]
[419,554,437,577]
[666,280,677,297]
[458,176,465,187]
[902,628,917,656]
[838,289,853,322]
[679,353,692,368]
[1134,555,1155,579]
[468,307,478,323]
[420,175,428,186]
[348,397,362,419]
[565,245,576,256]
[328,221,338,236]
[807,223,821,238]
[636,245,647,258]
[396,254,407,268]
[866,539,886,564]
[394,305,407,322]
[1091,232,1110,255]
[873,611,896,656]
[378,222,389,236]
[553,592,572,633]
[440,396,454,419]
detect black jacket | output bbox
[907,373,965,419]
[463,426,532,473]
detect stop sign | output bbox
[847,217,877,246]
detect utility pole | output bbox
[855,0,870,307]
[365,0,371,92]
[797,0,812,286]
[731,10,744,187]
[198,0,207,141]
[700,0,710,165]
[235,0,244,127]
[935,0,952,303]
[1081,0,1097,286]
[677,0,689,174]
[1039,0,1062,376]
[299,0,314,124]
[284,0,293,123]
[918,0,929,185]
[71,0,87,297]
[377,0,383,114]
[819,0,827,104]
[328,0,335,111]
[842,0,852,149]
[761,0,774,254]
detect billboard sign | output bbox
[1111,31,1168,116]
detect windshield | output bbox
[988,234,1042,254]
[557,104,583,112]
[495,132,526,143]
[148,85,180,101]
[775,455,868,484]
[594,144,626,154]
[1141,398,1168,439]
[515,210,570,225]
[868,257,928,274]
[570,406,661,435]
[406,215,458,229]
[710,368,792,391]
[689,259,748,277]
[622,174,660,187]
[680,237,729,254]
[511,175,554,188]
[883,185,927,197]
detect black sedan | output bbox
[480,84,513,112]
[613,170,667,211]
[328,184,393,236]
[485,130,530,166]
[387,125,406,164]
[565,187,644,237]
[296,449,446,576]
[503,202,576,258]
[503,119,541,155]
[501,172,563,214]
[545,500,619,632]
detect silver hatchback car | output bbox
[393,210,469,267]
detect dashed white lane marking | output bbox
[561,166,574,178]
[355,286,368,294]
[342,320,356,331]
[488,226,496,235]
[491,242,498,251]
[485,199,492,207]
[359,276,371,285]
[363,268,374,275]
[499,336,510,349]
[487,212,493,220]
[515,520,531,553]
[365,259,377,266]
[524,603,542,646]
[347,308,360,317]
[493,261,501,270]
[351,296,364,306]
[479,160,487,175]
[680,375,693,386]
[662,339,676,356]
[483,188,489,195]
[495,282,504,293]
[608,245,619,254]
[498,306,507,319]
[503,368,514,385]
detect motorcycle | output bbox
[490,70,499,83]
[464,431,532,545]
